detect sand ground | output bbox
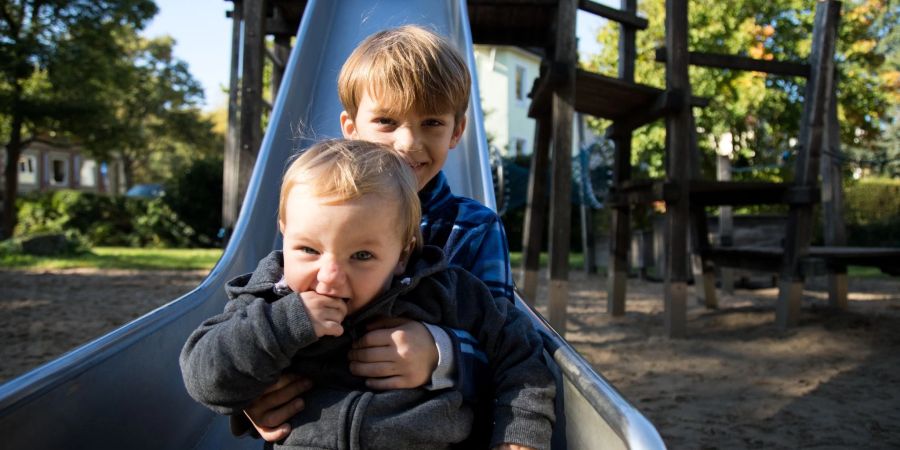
[1,267,898,449]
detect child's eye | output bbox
[299,246,319,255]
[352,251,373,261]
[375,117,395,126]
[423,119,444,127]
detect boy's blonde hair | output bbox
[280,139,422,251]
[338,25,471,122]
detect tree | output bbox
[84,34,220,188]
[584,0,896,181]
[0,0,157,238]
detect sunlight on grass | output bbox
[0,247,223,271]
[509,252,586,270]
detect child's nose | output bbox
[316,256,346,289]
[393,127,419,152]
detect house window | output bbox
[80,159,97,188]
[18,155,37,184]
[514,138,527,157]
[50,158,68,186]
[515,65,526,101]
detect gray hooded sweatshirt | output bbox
[180,245,555,450]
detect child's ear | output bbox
[393,239,416,275]
[449,115,467,149]
[340,111,357,138]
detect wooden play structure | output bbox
[220,0,900,341]
[507,0,900,337]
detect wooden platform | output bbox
[704,246,900,275]
[529,69,709,124]
[607,180,819,207]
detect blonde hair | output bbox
[280,139,422,251]
[338,25,471,122]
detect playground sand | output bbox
[2,267,899,448]
[526,269,900,449]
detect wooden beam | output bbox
[270,34,291,102]
[607,0,638,316]
[777,0,841,330]
[547,0,578,335]
[655,47,810,78]
[579,0,648,30]
[221,0,243,240]
[821,80,847,309]
[237,0,265,220]
[663,0,691,338]
[521,114,552,304]
[605,89,681,138]
[717,155,735,294]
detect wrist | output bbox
[422,323,455,390]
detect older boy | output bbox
[180,140,554,450]
[246,25,518,443]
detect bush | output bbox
[163,157,223,247]
[15,190,197,248]
[843,178,900,247]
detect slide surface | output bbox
[0,1,664,448]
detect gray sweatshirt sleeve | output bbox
[179,290,318,415]
[449,270,556,450]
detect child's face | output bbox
[340,91,466,190]
[280,184,410,314]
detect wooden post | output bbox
[222,0,243,240]
[821,83,848,309]
[271,35,292,103]
[607,0,638,316]
[236,0,265,220]
[664,0,691,337]
[547,0,578,334]
[688,114,718,309]
[777,0,840,329]
[717,153,734,295]
[577,114,597,274]
[521,114,552,305]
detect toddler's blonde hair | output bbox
[280,139,422,251]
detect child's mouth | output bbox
[408,162,425,170]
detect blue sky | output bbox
[142,0,610,111]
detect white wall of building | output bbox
[474,45,541,157]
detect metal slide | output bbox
[0,1,664,448]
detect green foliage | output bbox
[15,190,198,248]
[163,156,224,247]
[843,178,900,246]
[1,0,158,237]
[583,0,897,180]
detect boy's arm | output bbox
[440,215,515,393]
[179,291,318,415]
[452,270,555,450]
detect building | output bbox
[1,138,125,197]
[474,45,542,158]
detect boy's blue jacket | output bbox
[180,245,555,450]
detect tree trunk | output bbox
[2,110,24,239]
[121,153,135,191]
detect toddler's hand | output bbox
[347,317,437,389]
[299,291,347,337]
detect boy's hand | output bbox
[244,373,313,442]
[347,317,438,389]
[493,445,536,450]
[300,291,347,338]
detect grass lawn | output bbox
[509,252,587,270]
[0,247,224,271]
